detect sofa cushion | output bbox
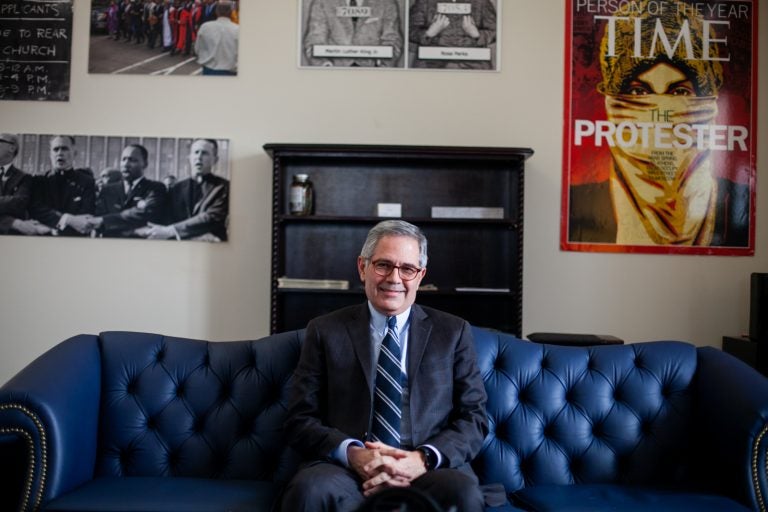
[43,476,277,512]
[95,331,302,483]
[511,484,752,511]
[470,328,698,493]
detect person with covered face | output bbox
[137,138,228,241]
[568,0,749,247]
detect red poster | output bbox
[561,0,758,255]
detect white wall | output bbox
[1,1,766,384]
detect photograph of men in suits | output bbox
[25,135,96,236]
[281,220,488,511]
[0,134,36,235]
[74,143,167,238]
[137,138,228,241]
[301,0,405,67]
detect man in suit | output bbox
[0,133,38,235]
[137,138,228,241]
[303,0,404,67]
[24,135,96,236]
[73,143,167,238]
[280,220,488,511]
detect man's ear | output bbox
[357,256,366,281]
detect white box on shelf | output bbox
[377,203,402,217]
[430,206,504,219]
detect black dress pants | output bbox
[279,461,485,512]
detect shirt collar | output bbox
[125,175,144,191]
[367,302,410,336]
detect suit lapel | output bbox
[193,181,224,215]
[406,304,432,380]
[345,303,375,387]
[125,180,143,206]
[3,166,22,194]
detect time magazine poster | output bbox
[561,0,757,255]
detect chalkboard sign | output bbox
[0,0,73,101]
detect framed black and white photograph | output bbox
[407,0,499,70]
[88,0,239,76]
[0,133,230,242]
[297,0,500,70]
[298,0,408,68]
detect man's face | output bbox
[49,136,76,171]
[0,138,17,166]
[188,140,217,176]
[120,146,147,182]
[357,235,425,316]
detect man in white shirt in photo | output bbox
[195,1,239,75]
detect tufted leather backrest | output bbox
[95,330,302,482]
[470,327,698,493]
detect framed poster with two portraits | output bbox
[298,0,500,70]
[561,0,757,255]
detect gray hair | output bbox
[360,220,428,268]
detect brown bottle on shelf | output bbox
[289,174,313,215]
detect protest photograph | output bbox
[88,0,239,76]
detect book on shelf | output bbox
[278,277,350,290]
[455,287,511,293]
[431,206,504,219]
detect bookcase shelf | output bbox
[265,143,533,336]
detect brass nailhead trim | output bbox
[0,404,48,512]
[752,423,768,512]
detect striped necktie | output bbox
[371,316,402,447]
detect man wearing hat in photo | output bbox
[0,133,39,236]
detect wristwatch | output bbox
[417,446,439,471]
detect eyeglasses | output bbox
[369,260,422,281]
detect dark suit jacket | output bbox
[168,174,228,241]
[285,303,488,470]
[97,177,167,237]
[0,165,32,234]
[30,168,96,235]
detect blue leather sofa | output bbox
[1,327,766,511]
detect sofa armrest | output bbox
[0,335,101,511]
[695,346,768,512]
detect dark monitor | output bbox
[750,273,768,342]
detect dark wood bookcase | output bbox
[265,143,533,336]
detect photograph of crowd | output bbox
[89,0,239,75]
[0,133,230,242]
